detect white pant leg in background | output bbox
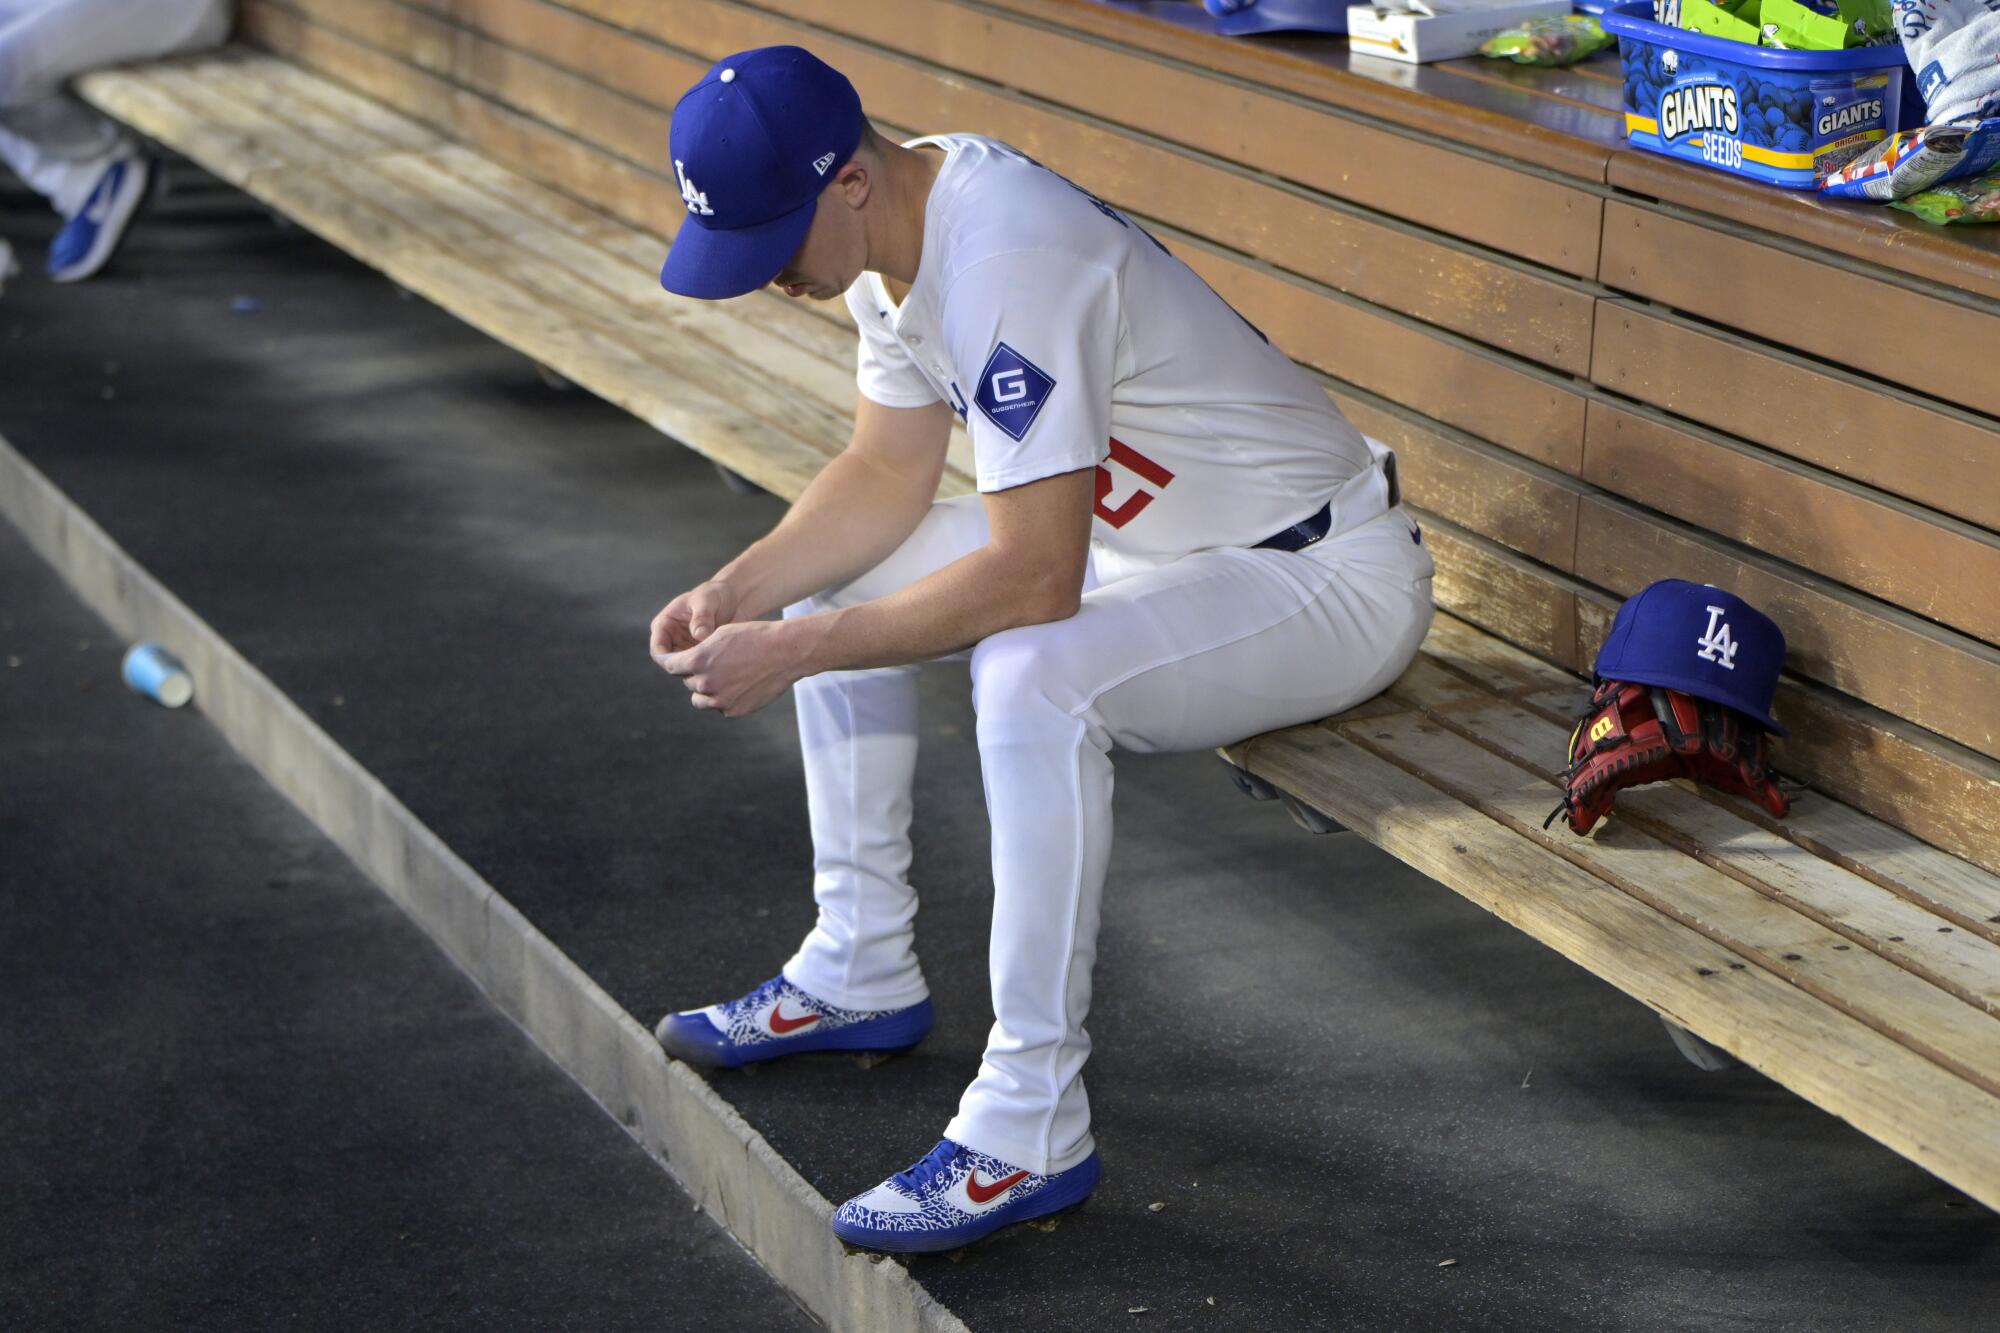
[781,487,1433,1176]
[0,0,232,214]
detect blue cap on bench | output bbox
[660,46,863,300]
[1203,0,1352,36]
[1593,579,1787,735]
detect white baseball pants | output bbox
[780,480,1434,1176]
[0,0,231,215]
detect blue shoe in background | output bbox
[831,1139,1102,1254]
[48,154,152,284]
[654,974,933,1069]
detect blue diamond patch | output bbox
[973,343,1056,442]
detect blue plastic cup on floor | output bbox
[122,642,193,708]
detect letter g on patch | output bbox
[973,342,1057,441]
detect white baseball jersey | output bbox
[844,133,1389,575]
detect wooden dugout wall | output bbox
[229,0,2000,872]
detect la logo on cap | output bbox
[675,160,713,216]
[1695,605,1738,670]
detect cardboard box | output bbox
[1346,0,1572,63]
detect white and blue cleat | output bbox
[653,974,933,1069]
[832,1139,1102,1254]
[48,154,152,284]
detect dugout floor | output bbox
[2,163,1996,1331]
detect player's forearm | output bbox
[787,544,1078,673]
[710,449,935,621]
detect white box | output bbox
[1345,0,1572,63]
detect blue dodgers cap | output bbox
[1594,580,1788,734]
[1202,0,1351,36]
[660,46,863,300]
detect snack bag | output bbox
[1890,170,2000,221]
[1684,0,1765,41]
[1481,14,1615,63]
[1820,116,2000,196]
[1759,0,1851,46]
[1835,0,1893,41]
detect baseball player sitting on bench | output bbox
[649,46,1435,1255]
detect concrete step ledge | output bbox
[0,435,967,1333]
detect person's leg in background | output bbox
[0,0,232,281]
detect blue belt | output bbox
[1253,451,1402,553]
[1253,500,1333,552]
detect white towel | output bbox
[1894,0,2000,124]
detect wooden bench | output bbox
[73,0,2000,1211]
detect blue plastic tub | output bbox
[1600,1,1909,188]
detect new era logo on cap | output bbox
[973,343,1056,442]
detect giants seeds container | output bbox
[1602,1,1908,188]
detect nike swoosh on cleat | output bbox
[768,1003,820,1035]
[964,1169,1028,1205]
[84,167,122,224]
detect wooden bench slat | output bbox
[202,45,443,154]
[77,56,370,180]
[1350,708,2000,1096]
[1166,232,1588,474]
[240,3,687,238]
[1591,301,2000,532]
[1780,801,2000,935]
[1419,513,1587,671]
[1582,402,2000,647]
[271,0,678,175]
[1230,721,2000,1211]
[1599,202,2000,422]
[1336,391,1584,574]
[1605,154,2000,308]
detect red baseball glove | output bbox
[1544,679,1788,837]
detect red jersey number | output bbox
[1094,438,1175,529]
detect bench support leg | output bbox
[1661,1017,1741,1072]
[1221,757,1279,803]
[1280,793,1345,835]
[714,462,770,497]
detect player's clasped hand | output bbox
[650,581,809,719]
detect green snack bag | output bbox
[1835,0,1891,40]
[1757,0,1850,48]
[1890,172,2000,225]
[1480,14,1614,65]
[1683,0,1763,43]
